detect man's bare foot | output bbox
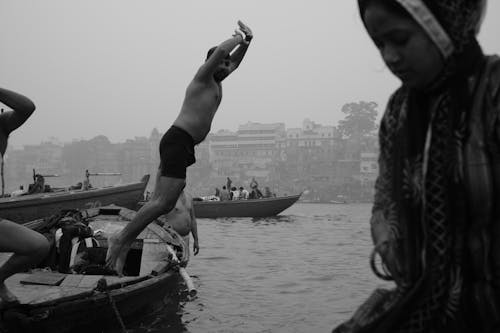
[106,234,122,272]
[0,283,19,309]
[105,234,130,276]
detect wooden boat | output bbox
[193,193,302,218]
[0,205,192,333]
[0,175,150,223]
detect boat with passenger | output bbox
[0,171,149,223]
[0,205,192,333]
[192,193,302,218]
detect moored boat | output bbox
[0,205,191,333]
[193,193,302,218]
[0,175,150,223]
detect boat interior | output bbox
[0,207,182,308]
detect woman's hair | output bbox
[358,0,410,21]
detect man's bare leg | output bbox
[106,172,186,275]
[0,220,49,307]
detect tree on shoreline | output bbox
[337,101,378,139]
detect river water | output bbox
[124,203,394,333]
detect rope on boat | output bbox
[96,278,128,333]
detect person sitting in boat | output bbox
[83,178,92,191]
[10,185,25,197]
[156,191,199,259]
[106,21,253,275]
[219,186,230,201]
[249,177,263,199]
[250,177,258,190]
[0,88,50,309]
[28,174,45,194]
[231,186,240,200]
[239,186,249,200]
[263,186,273,198]
[68,182,83,190]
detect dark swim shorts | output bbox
[159,126,196,179]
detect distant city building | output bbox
[2,118,379,201]
[208,122,285,184]
[283,119,342,184]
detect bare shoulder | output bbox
[193,60,218,83]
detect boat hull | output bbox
[0,205,187,333]
[193,194,301,218]
[0,175,150,223]
[2,273,181,333]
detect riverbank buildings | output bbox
[3,119,377,202]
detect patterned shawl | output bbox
[344,1,488,332]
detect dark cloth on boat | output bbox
[159,125,196,179]
[57,224,93,273]
[35,210,98,274]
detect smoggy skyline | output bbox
[1,1,499,149]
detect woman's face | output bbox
[363,2,445,89]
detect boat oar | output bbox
[164,245,197,297]
[179,267,197,297]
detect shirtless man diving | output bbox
[107,20,253,274]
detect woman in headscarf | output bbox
[0,88,50,308]
[334,0,500,332]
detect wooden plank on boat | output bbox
[4,274,91,305]
[60,274,85,287]
[20,271,66,286]
[139,239,169,276]
[105,275,145,286]
[25,287,90,305]
[78,275,104,288]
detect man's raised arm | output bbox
[196,34,244,80]
[228,21,253,72]
[0,88,36,134]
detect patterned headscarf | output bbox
[359,0,487,57]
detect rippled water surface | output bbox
[126,203,393,333]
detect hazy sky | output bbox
[1,1,500,148]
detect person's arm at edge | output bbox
[189,201,199,255]
[0,87,36,134]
